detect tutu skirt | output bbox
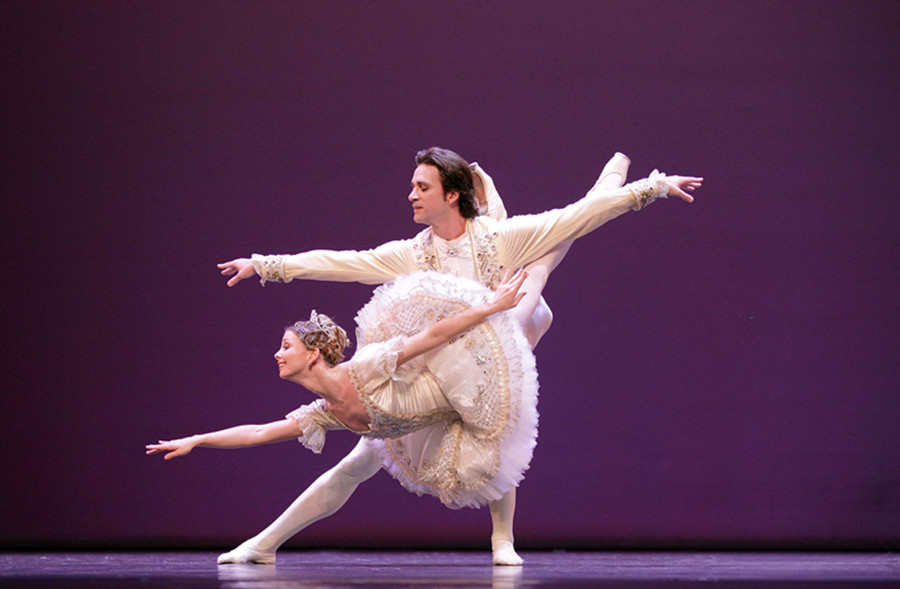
[354,272,539,509]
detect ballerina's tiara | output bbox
[307,310,337,339]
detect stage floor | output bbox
[1,551,898,587]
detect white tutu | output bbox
[354,272,539,509]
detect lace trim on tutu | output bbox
[356,272,488,345]
[286,400,328,454]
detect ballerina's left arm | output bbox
[396,269,528,367]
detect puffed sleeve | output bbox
[285,399,346,454]
[349,337,420,394]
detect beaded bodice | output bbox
[348,363,457,440]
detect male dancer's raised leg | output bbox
[512,152,630,347]
[487,152,630,565]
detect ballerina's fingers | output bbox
[510,271,528,304]
[145,441,171,454]
[512,290,527,307]
[495,269,528,311]
[146,440,191,460]
[502,268,527,292]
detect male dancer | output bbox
[216,148,701,565]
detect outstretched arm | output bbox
[146,418,301,460]
[396,270,528,367]
[502,170,703,270]
[218,238,417,288]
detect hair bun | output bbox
[287,311,350,366]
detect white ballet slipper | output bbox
[492,540,523,566]
[217,541,276,565]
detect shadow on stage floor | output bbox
[1,550,898,588]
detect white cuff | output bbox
[627,170,668,210]
[251,254,290,286]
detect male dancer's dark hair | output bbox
[415,147,478,219]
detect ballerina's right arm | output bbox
[395,269,528,367]
[146,418,302,460]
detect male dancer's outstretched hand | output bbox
[663,175,704,203]
[218,258,255,287]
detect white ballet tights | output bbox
[218,443,524,566]
[218,438,382,564]
[489,488,522,566]
[515,243,572,348]
[515,151,629,349]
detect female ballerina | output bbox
[147,269,539,552]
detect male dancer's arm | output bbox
[221,235,418,287]
[498,173,697,270]
[219,161,558,289]
[278,238,416,285]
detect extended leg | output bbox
[217,439,383,564]
[513,245,571,348]
[514,153,629,347]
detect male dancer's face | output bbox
[408,163,459,227]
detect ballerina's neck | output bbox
[295,363,347,399]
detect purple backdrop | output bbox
[3,1,898,549]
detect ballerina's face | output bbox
[275,330,310,380]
